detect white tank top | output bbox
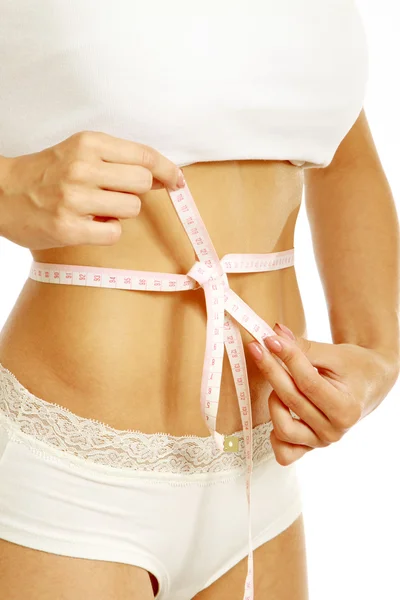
[0,0,369,169]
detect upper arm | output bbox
[304,108,384,186]
[303,107,394,233]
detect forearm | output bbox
[304,110,400,370]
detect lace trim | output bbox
[0,363,274,474]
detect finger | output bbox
[94,163,155,195]
[270,429,313,466]
[263,334,341,419]
[274,323,344,372]
[248,341,331,433]
[269,391,327,448]
[76,188,141,219]
[65,217,122,247]
[94,133,183,190]
[151,179,165,190]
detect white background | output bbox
[0,2,399,599]
[295,3,400,600]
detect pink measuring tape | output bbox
[29,181,294,600]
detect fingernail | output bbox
[248,342,263,360]
[177,169,186,188]
[264,336,283,352]
[276,322,296,340]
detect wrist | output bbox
[332,325,400,380]
[376,347,400,383]
[368,344,400,400]
[355,344,400,419]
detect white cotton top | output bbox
[0,0,369,169]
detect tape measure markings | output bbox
[29,182,295,600]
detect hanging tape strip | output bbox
[29,181,295,599]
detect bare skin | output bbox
[0,158,308,598]
[0,516,308,600]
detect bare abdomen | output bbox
[0,160,307,436]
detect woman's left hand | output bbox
[246,323,398,466]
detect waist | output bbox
[0,265,306,433]
[0,160,306,435]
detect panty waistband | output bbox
[0,363,274,481]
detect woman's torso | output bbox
[0,160,306,436]
[0,0,368,436]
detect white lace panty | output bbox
[0,362,303,600]
[0,362,274,476]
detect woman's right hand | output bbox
[0,130,185,250]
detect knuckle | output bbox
[274,420,293,442]
[130,195,142,216]
[135,168,153,192]
[103,221,122,245]
[143,169,154,190]
[258,360,274,378]
[332,403,361,430]
[318,427,342,445]
[284,391,301,411]
[330,414,348,431]
[72,130,96,152]
[282,346,296,363]
[57,181,79,210]
[168,162,179,184]
[296,374,319,397]
[270,431,294,466]
[275,447,294,467]
[51,216,75,244]
[317,438,331,448]
[64,159,89,183]
[140,145,157,170]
